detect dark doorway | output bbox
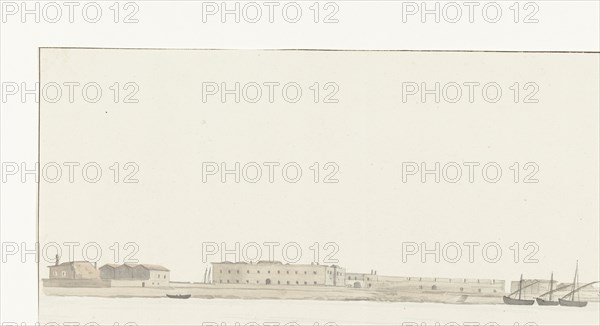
[265,278,271,285]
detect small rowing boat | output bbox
[166,294,191,299]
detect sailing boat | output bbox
[536,272,560,306]
[559,261,587,307]
[503,274,537,305]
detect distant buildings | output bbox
[99,263,170,287]
[43,258,170,288]
[44,259,597,302]
[212,261,346,286]
[210,261,505,294]
[346,271,378,288]
[48,261,100,280]
[210,261,506,294]
[44,259,109,287]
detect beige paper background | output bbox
[39,49,599,285]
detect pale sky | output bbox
[39,49,599,286]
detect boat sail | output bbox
[536,272,560,306]
[559,261,588,307]
[503,274,538,305]
[559,281,599,307]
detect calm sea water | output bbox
[39,295,600,326]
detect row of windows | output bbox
[220,269,321,275]
[408,277,498,284]
[419,285,497,293]
[219,279,320,285]
[348,276,371,281]
[104,273,168,279]
[349,276,499,284]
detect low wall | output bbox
[347,274,505,295]
[110,280,169,288]
[42,279,110,288]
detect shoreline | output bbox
[42,283,505,305]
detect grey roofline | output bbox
[97,263,170,271]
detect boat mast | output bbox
[571,261,579,301]
[576,263,580,301]
[561,281,599,300]
[518,274,524,300]
[549,272,554,301]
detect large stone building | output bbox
[212,261,346,286]
[99,263,170,287]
